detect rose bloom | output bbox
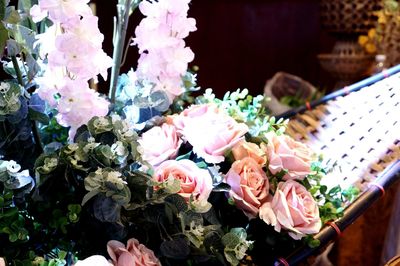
[168,104,248,164]
[153,159,213,204]
[74,255,112,266]
[232,140,266,166]
[138,123,182,166]
[166,103,221,132]
[225,157,270,218]
[107,238,161,266]
[0,258,5,266]
[263,132,313,180]
[259,180,321,240]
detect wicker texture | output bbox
[285,72,400,191]
[382,15,400,67]
[320,0,381,34]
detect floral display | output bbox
[0,0,359,265]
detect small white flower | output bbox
[94,117,110,128]
[111,141,127,157]
[106,171,127,189]
[234,240,253,260]
[6,160,21,174]
[83,142,100,153]
[0,82,10,94]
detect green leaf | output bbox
[328,185,341,196]
[6,39,20,56]
[8,24,36,53]
[221,232,240,248]
[58,250,67,260]
[81,188,100,205]
[0,0,6,21]
[28,107,49,124]
[26,52,40,79]
[18,0,32,13]
[5,6,21,24]
[0,22,8,58]
[3,206,18,217]
[176,151,192,161]
[196,161,208,169]
[160,238,190,259]
[320,185,327,195]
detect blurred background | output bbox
[94,0,336,96]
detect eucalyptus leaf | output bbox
[6,39,20,56]
[160,238,190,259]
[8,24,36,53]
[5,6,20,24]
[28,107,49,124]
[93,196,121,223]
[0,0,6,20]
[26,52,40,79]
[17,0,32,13]
[221,232,240,249]
[0,22,8,58]
[204,231,224,253]
[81,188,100,206]
[165,194,188,212]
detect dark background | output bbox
[93,0,337,96]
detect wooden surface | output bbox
[333,183,399,266]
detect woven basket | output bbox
[381,15,400,67]
[320,0,382,35]
[272,65,400,265]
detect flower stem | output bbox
[109,0,138,104]
[11,56,24,87]
[11,56,43,153]
[31,120,44,153]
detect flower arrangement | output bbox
[0,1,358,265]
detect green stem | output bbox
[11,56,43,153]
[109,0,135,104]
[31,120,43,154]
[11,56,24,87]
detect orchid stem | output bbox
[109,0,138,104]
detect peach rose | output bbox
[107,238,161,266]
[174,104,248,164]
[263,132,313,180]
[154,159,213,205]
[232,140,266,165]
[138,123,182,166]
[75,255,113,266]
[224,157,270,218]
[259,180,321,240]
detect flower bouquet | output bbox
[0,0,358,265]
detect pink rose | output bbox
[224,157,270,218]
[264,132,313,180]
[259,180,321,240]
[154,159,213,204]
[0,258,5,266]
[232,140,266,166]
[171,104,248,164]
[107,238,161,266]
[138,123,182,166]
[167,103,221,132]
[75,255,113,266]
